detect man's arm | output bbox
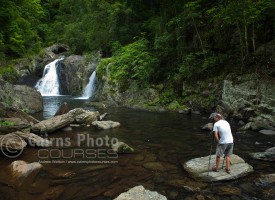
[214,131,219,143]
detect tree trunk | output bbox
[192,16,206,60]
[237,23,244,71]
[252,22,256,53]
[243,14,249,56]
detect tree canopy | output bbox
[1,0,274,83]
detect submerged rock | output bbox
[143,162,177,172]
[114,185,167,200]
[112,142,134,154]
[250,147,275,161]
[54,102,69,116]
[0,160,42,188]
[259,129,275,135]
[256,173,275,187]
[0,133,27,153]
[183,154,253,182]
[92,120,120,130]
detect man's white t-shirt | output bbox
[213,119,233,144]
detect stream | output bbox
[0,96,274,200]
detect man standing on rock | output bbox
[212,113,234,174]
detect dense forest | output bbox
[1,0,274,91]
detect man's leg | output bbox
[216,156,221,169]
[224,143,233,173]
[225,155,230,170]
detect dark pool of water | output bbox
[0,96,274,200]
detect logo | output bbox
[0,134,26,158]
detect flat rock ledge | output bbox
[114,185,167,200]
[183,154,253,182]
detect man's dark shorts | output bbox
[216,143,233,157]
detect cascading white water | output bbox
[35,58,64,96]
[81,71,96,99]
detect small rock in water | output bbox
[255,173,275,187]
[92,120,120,130]
[250,147,275,161]
[259,129,275,136]
[112,142,134,154]
[114,185,167,200]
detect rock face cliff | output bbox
[217,74,275,131]
[94,63,161,110]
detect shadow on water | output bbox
[0,96,275,200]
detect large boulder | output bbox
[13,85,43,113]
[57,55,85,95]
[183,154,254,182]
[0,80,43,114]
[114,185,167,200]
[0,102,39,124]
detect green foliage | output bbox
[179,51,227,78]
[102,39,157,91]
[158,88,175,106]
[0,0,45,57]
[0,65,16,82]
[0,120,15,127]
[97,57,113,77]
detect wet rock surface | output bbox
[114,185,167,200]
[250,147,275,161]
[0,161,42,188]
[112,142,135,153]
[183,154,254,182]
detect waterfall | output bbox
[35,58,64,96]
[81,71,96,99]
